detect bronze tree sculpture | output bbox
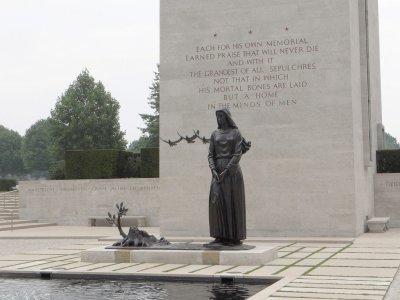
[106,202,169,247]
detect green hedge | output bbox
[140,147,159,178]
[65,150,140,179]
[49,160,66,180]
[377,150,400,173]
[0,179,17,191]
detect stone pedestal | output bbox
[367,217,390,233]
[81,245,277,265]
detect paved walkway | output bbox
[0,226,399,299]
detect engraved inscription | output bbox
[385,181,400,188]
[27,185,160,193]
[185,37,320,111]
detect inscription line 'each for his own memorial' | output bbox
[185,37,320,111]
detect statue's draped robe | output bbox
[208,128,246,241]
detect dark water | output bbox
[0,278,269,300]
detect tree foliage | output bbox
[0,125,25,176]
[128,139,148,153]
[22,119,55,173]
[384,132,400,150]
[49,69,126,156]
[49,160,66,180]
[133,66,159,151]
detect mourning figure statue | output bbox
[207,109,249,246]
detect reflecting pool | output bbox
[0,278,269,300]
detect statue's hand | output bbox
[212,169,219,181]
[218,169,228,182]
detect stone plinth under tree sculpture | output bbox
[106,202,254,251]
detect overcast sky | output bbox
[0,0,399,143]
[379,0,400,141]
[0,0,159,144]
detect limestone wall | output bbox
[19,179,160,226]
[160,0,381,237]
[374,174,400,227]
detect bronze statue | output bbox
[207,109,250,246]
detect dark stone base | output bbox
[106,242,255,251]
[203,243,255,250]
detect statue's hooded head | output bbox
[215,108,238,129]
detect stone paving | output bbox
[0,226,399,299]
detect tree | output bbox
[384,132,400,150]
[133,65,159,151]
[49,69,127,156]
[22,119,56,175]
[128,139,148,153]
[0,125,25,176]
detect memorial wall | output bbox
[375,174,400,227]
[160,0,382,237]
[19,179,160,226]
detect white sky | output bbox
[379,0,400,141]
[0,0,399,143]
[0,0,159,144]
